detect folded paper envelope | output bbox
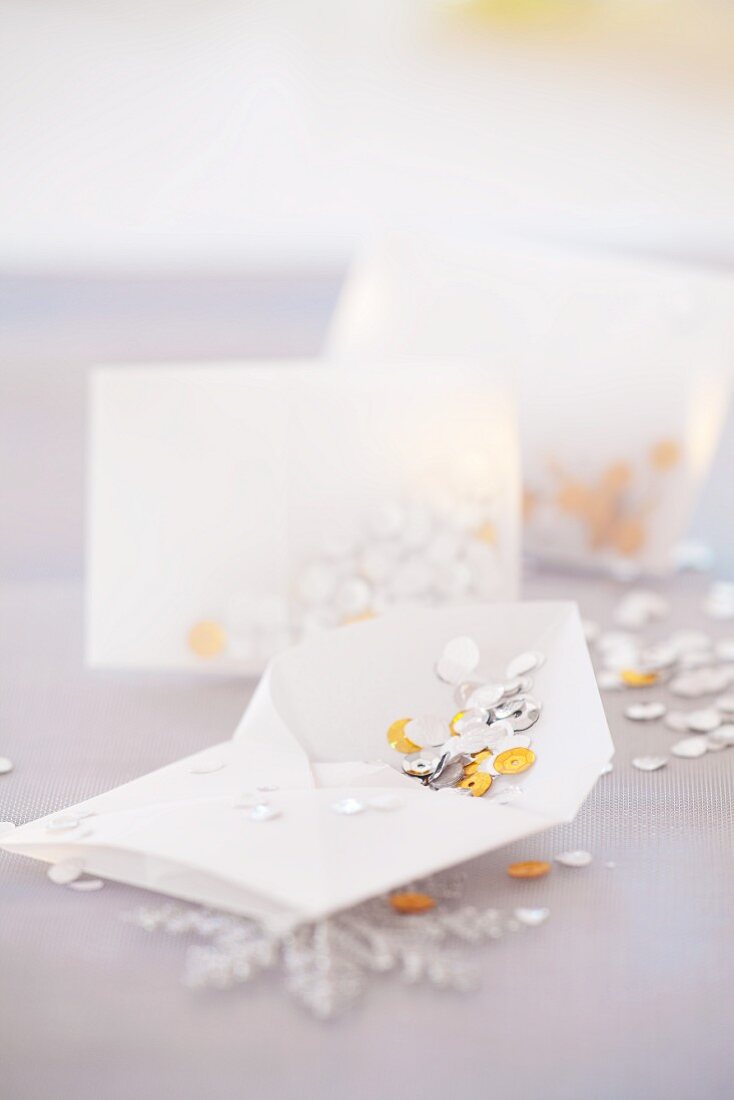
[2,603,612,931]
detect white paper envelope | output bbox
[86,362,519,674]
[3,603,612,931]
[327,235,734,574]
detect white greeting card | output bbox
[3,603,612,930]
[327,235,734,574]
[86,363,518,673]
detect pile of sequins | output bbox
[294,497,503,634]
[587,583,734,770]
[123,871,548,1019]
[387,636,543,798]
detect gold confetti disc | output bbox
[187,620,226,659]
[341,610,376,627]
[389,891,436,915]
[450,711,465,734]
[463,750,491,776]
[611,518,646,556]
[493,746,536,775]
[507,860,551,880]
[386,718,420,755]
[473,520,496,546]
[458,772,492,797]
[650,439,681,471]
[620,668,658,687]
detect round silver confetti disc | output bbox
[402,758,435,778]
[493,696,541,732]
[555,850,592,868]
[0,756,14,775]
[671,737,708,759]
[47,859,84,885]
[625,702,666,722]
[632,756,668,772]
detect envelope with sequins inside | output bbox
[1,603,613,931]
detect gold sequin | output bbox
[386,718,420,754]
[620,668,658,687]
[473,521,497,546]
[187,620,226,659]
[650,439,681,471]
[341,611,376,626]
[389,891,436,914]
[493,746,536,775]
[463,750,491,776]
[610,517,646,556]
[507,860,551,880]
[458,772,492,797]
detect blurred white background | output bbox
[2,0,734,270]
[1,0,733,580]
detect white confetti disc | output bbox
[632,756,668,772]
[367,794,404,812]
[248,804,281,822]
[707,728,734,748]
[505,651,545,679]
[514,907,550,927]
[0,756,13,775]
[68,878,104,892]
[596,670,623,691]
[46,816,81,832]
[436,636,480,684]
[664,712,690,733]
[297,563,335,606]
[555,850,592,868]
[715,639,734,663]
[405,715,450,749]
[671,737,708,759]
[715,694,734,715]
[685,708,722,734]
[625,702,666,722]
[188,756,226,775]
[331,798,365,815]
[47,859,84,885]
[466,683,505,709]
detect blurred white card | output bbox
[328,235,734,575]
[86,362,519,673]
[4,603,612,930]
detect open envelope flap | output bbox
[239,602,613,822]
[2,788,553,926]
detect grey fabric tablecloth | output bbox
[2,571,733,1100]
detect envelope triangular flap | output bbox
[238,601,612,821]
